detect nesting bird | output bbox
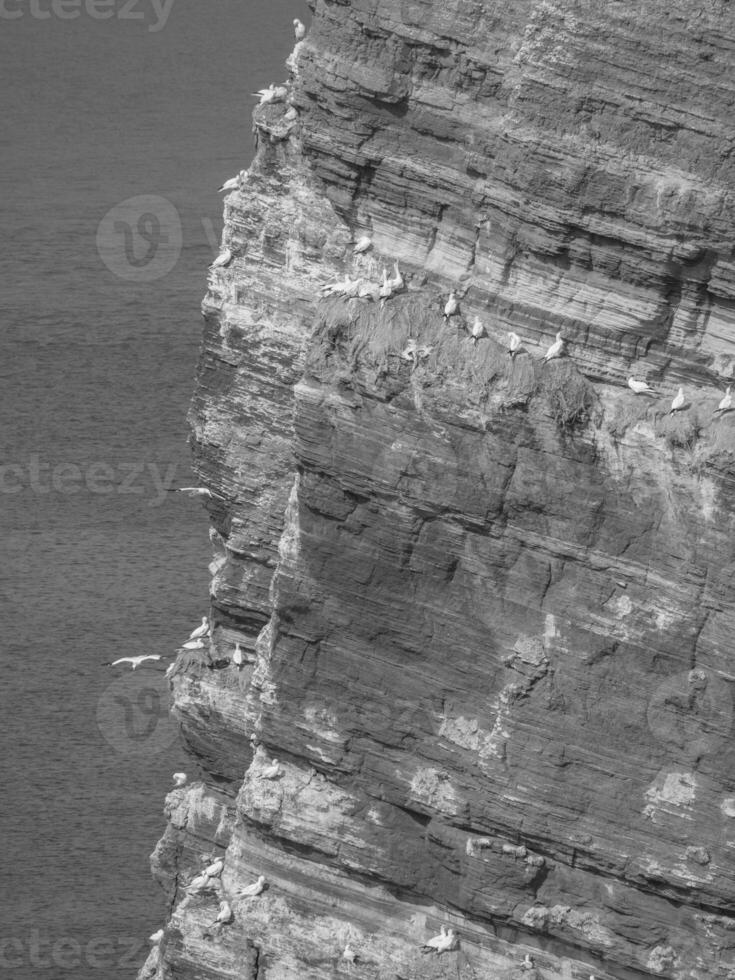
[508,331,521,357]
[236,875,267,898]
[543,331,564,361]
[521,953,535,970]
[203,856,224,879]
[233,643,244,670]
[149,929,164,945]
[421,926,455,954]
[252,85,288,105]
[714,385,732,415]
[293,18,306,40]
[387,261,404,291]
[211,248,233,269]
[172,772,187,788]
[443,291,459,319]
[470,316,485,345]
[188,617,209,640]
[259,758,281,780]
[627,377,656,395]
[669,386,685,414]
[209,900,234,929]
[342,944,358,963]
[352,235,372,254]
[182,637,205,650]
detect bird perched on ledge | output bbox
[258,758,281,780]
[669,386,685,414]
[627,377,656,395]
[352,235,372,254]
[543,331,564,361]
[210,248,232,269]
[188,616,209,640]
[470,316,485,345]
[172,772,187,788]
[714,385,732,415]
[508,331,521,357]
[293,18,306,40]
[236,875,267,899]
[443,291,459,320]
[252,84,288,105]
[421,926,456,954]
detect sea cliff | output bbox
[139,1,735,977]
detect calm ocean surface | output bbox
[0,3,303,976]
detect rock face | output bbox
[140,2,735,979]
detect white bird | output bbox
[211,248,233,269]
[388,262,406,293]
[342,944,358,963]
[508,331,521,357]
[252,85,288,105]
[149,929,164,945]
[436,929,456,954]
[165,487,222,499]
[543,331,564,361]
[203,857,224,879]
[172,772,187,787]
[669,386,685,414]
[182,637,205,650]
[443,291,458,319]
[187,872,213,893]
[521,953,534,970]
[188,616,209,640]
[209,900,233,928]
[714,386,732,414]
[627,377,656,395]
[379,268,393,302]
[352,235,372,254]
[358,280,381,302]
[104,655,161,670]
[421,926,447,952]
[293,18,306,40]
[471,316,485,345]
[233,644,244,669]
[217,175,239,193]
[236,875,266,898]
[259,758,281,780]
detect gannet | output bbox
[236,875,266,898]
[508,331,521,357]
[203,857,224,878]
[521,953,534,970]
[421,926,447,952]
[284,106,298,121]
[443,291,458,319]
[104,655,162,670]
[353,235,372,254]
[165,487,223,499]
[259,758,280,780]
[627,377,656,395]
[387,261,404,291]
[149,929,164,944]
[187,872,212,893]
[471,316,485,345]
[714,385,732,414]
[209,900,233,928]
[293,18,306,40]
[669,386,685,414]
[252,85,288,105]
[543,331,564,361]
[211,248,233,269]
[233,643,244,669]
[182,637,205,650]
[217,175,239,193]
[342,944,358,963]
[188,616,209,640]
[172,772,187,787]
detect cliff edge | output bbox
[140,1,735,978]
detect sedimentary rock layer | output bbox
[140,2,735,978]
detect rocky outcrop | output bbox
[140,2,735,978]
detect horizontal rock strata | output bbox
[141,2,735,979]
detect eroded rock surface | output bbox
[140,2,735,978]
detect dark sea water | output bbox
[0,3,304,976]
